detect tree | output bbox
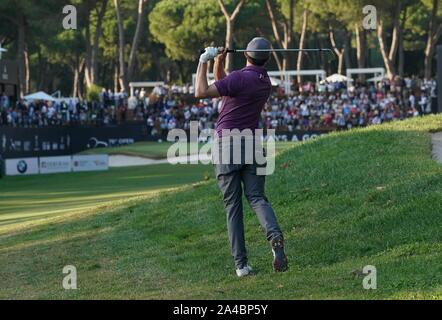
[85,0,108,87]
[398,4,409,77]
[296,8,309,83]
[264,0,294,72]
[0,0,70,96]
[355,24,367,72]
[308,0,367,76]
[328,25,349,75]
[128,0,148,82]
[375,0,403,79]
[217,0,246,72]
[150,0,224,61]
[0,1,31,96]
[114,0,127,90]
[424,0,442,79]
[0,0,437,96]
[113,0,149,91]
[351,0,370,75]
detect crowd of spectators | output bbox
[264,76,436,131]
[0,76,437,134]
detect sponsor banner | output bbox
[1,126,73,159]
[156,129,333,143]
[272,131,330,142]
[0,124,147,159]
[39,156,72,174]
[5,158,39,176]
[0,124,333,159]
[72,155,109,172]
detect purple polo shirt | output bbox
[214,65,271,136]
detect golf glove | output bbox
[200,47,218,63]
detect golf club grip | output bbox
[200,49,235,54]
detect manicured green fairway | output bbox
[80,141,294,159]
[0,164,211,233]
[1,117,442,299]
[80,142,194,159]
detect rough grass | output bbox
[1,116,442,299]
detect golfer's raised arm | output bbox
[195,47,221,99]
[214,48,228,81]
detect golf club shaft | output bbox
[200,48,334,54]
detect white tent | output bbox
[324,74,353,83]
[24,91,57,102]
[129,81,165,97]
[367,75,387,83]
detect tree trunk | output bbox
[128,0,148,82]
[398,46,404,78]
[17,14,27,97]
[91,0,108,85]
[37,50,43,90]
[355,25,366,80]
[114,61,119,93]
[73,66,79,98]
[398,7,407,78]
[225,19,234,72]
[425,45,435,80]
[271,49,283,75]
[388,4,401,66]
[337,53,344,75]
[329,27,346,75]
[24,41,30,94]
[343,32,351,73]
[377,1,402,80]
[265,0,293,72]
[424,0,442,79]
[286,0,294,70]
[176,61,188,84]
[297,9,308,84]
[355,26,365,68]
[38,61,50,92]
[265,0,285,70]
[79,58,85,99]
[72,57,85,98]
[114,0,127,91]
[377,20,396,80]
[85,12,92,88]
[218,0,245,73]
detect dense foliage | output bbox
[0,0,441,97]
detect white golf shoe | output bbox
[236,265,253,277]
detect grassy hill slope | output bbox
[1,116,442,299]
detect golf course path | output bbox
[432,132,442,164]
[109,154,211,167]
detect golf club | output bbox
[200,48,335,56]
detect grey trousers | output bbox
[216,163,283,269]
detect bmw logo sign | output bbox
[17,160,28,174]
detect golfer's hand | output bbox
[199,47,219,63]
[214,47,228,65]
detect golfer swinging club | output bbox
[195,37,288,277]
